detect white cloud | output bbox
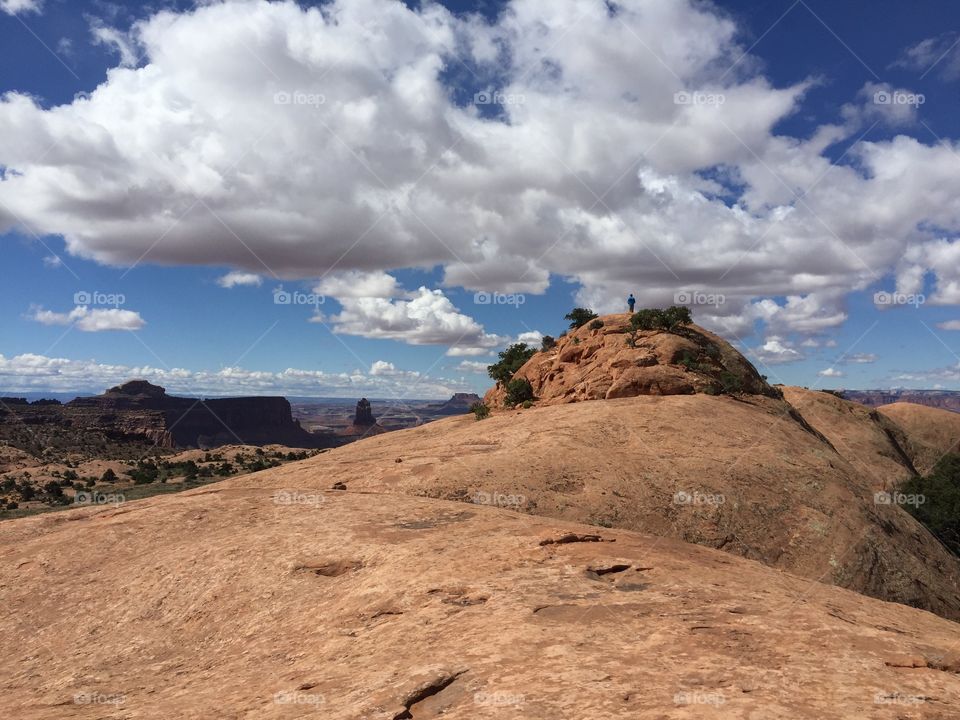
[42,255,62,268]
[314,271,403,299]
[328,286,504,352]
[217,271,262,288]
[842,352,878,364]
[937,320,960,331]
[0,0,959,349]
[751,336,804,365]
[0,0,42,16]
[895,33,960,80]
[89,19,139,67]
[28,305,146,332]
[515,330,543,346]
[455,360,490,373]
[818,367,845,378]
[0,352,462,398]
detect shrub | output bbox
[101,468,117,483]
[901,454,960,556]
[43,480,63,497]
[505,378,534,406]
[589,319,604,330]
[630,306,693,333]
[487,343,536,385]
[470,402,491,421]
[521,400,533,409]
[541,335,557,351]
[719,371,743,394]
[565,307,598,329]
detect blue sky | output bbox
[1,0,960,397]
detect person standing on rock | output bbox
[627,294,636,312]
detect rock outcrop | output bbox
[431,393,483,415]
[484,313,776,407]
[276,394,960,622]
[878,401,960,475]
[354,398,375,426]
[3,489,960,718]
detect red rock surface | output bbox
[3,488,960,719]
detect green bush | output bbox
[589,319,604,330]
[470,402,491,421]
[100,468,117,483]
[901,454,960,556]
[564,307,598,329]
[522,400,533,409]
[719,371,743,394]
[487,343,536,385]
[505,378,534,406]
[541,335,557,351]
[630,305,693,333]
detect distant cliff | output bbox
[843,390,960,414]
[429,393,482,415]
[0,381,337,451]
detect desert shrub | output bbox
[719,371,743,394]
[901,454,960,556]
[5,501,16,510]
[572,337,580,345]
[62,469,78,482]
[84,477,96,487]
[470,402,491,421]
[505,378,534,406]
[679,350,698,371]
[487,343,536,385]
[43,480,63,497]
[521,400,533,409]
[18,484,35,500]
[565,307,598,329]
[1,478,15,491]
[589,319,604,330]
[630,306,693,333]
[100,468,117,483]
[541,335,557,351]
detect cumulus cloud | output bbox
[314,271,404,299]
[751,336,803,365]
[0,352,464,397]
[818,367,845,378]
[455,360,490,373]
[217,271,262,288]
[0,0,959,347]
[0,0,42,16]
[28,305,146,332]
[327,286,504,353]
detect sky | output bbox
[1,0,960,398]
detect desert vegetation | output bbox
[901,453,960,556]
